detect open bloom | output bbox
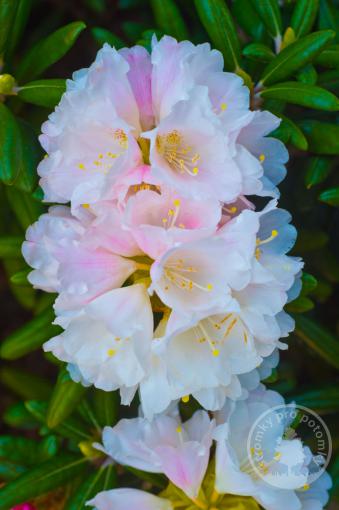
[89,386,331,510]
[38,36,287,209]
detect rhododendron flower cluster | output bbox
[23,36,302,420]
[90,385,332,510]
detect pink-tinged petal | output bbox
[88,488,172,510]
[124,188,221,259]
[22,205,84,293]
[145,88,242,202]
[151,35,195,121]
[120,46,154,130]
[45,285,153,393]
[54,246,137,312]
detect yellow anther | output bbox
[82,203,90,209]
[168,209,174,216]
[173,198,181,207]
[78,163,85,170]
[271,229,278,237]
[206,283,213,291]
[115,337,121,342]
[274,452,282,460]
[244,331,248,344]
[176,426,182,433]
[302,484,310,491]
[220,102,227,111]
[98,153,103,159]
[43,154,49,159]
[213,349,220,357]
[162,218,168,224]
[259,153,266,162]
[178,223,185,228]
[107,349,116,357]
[192,167,199,175]
[182,395,190,403]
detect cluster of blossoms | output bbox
[22,36,331,509]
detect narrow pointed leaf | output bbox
[194,0,241,71]
[0,104,22,185]
[47,366,87,428]
[260,82,339,110]
[294,315,339,370]
[260,30,335,85]
[249,0,282,40]
[319,0,339,42]
[319,186,339,206]
[300,273,318,296]
[150,0,188,41]
[232,0,265,40]
[0,367,52,400]
[5,0,32,59]
[14,119,42,192]
[299,120,339,154]
[3,402,38,430]
[0,453,88,510]
[243,42,275,62]
[25,400,92,442]
[315,45,339,68]
[18,79,66,108]
[6,186,43,230]
[296,63,318,84]
[17,21,86,81]
[285,296,314,313]
[91,27,124,48]
[288,386,339,413]
[0,0,19,57]
[291,0,319,38]
[0,308,59,360]
[93,390,119,427]
[305,156,332,188]
[65,464,117,510]
[271,113,308,150]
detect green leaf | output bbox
[0,236,23,258]
[315,44,339,68]
[0,307,60,360]
[299,120,339,154]
[3,402,38,430]
[291,0,319,38]
[0,103,22,185]
[150,0,188,41]
[260,81,339,110]
[0,0,19,58]
[300,272,318,296]
[270,113,308,150]
[14,119,42,193]
[47,366,88,428]
[296,63,318,84]
[0,459,26,481]
[0,453,88,510]
[242,42,275,63]
[194,0,241,71]
[319,186,339,206]
[232,0,265,41]
[0,435,57,467]
[288,386,339,413]
[319,0,339,43]
[6,186,43,230]
[91,27,124,48]
[260,30,335,85]
[317,69,339,92]
[93,390,119,427]
[16,21,86,81]
[0,367,52,400]
[5,0,32,60]
[294,314,339,370]
[285,296,314,313]
[65,464,117,510]
[25,400,92,442]
[249,0,282,41]
[305,156,332,188]
[18,79,66,108]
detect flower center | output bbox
[156,130,200,176]
[76,128,129,173]
[163,258,213,293]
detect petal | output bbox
[88,488,172,510]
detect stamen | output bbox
[182,395,190,403]
[224,318,237,339]
[259,153,266,162]
[107,349,116,357]
[257,229,278,246]
[156,130,201,177]
[82,203,90,209]
[220,102,227,111]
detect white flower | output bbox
[88,488,172,510]
[44,284,153,401]
[96,409,215,499]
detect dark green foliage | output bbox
[0,0,338,507]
